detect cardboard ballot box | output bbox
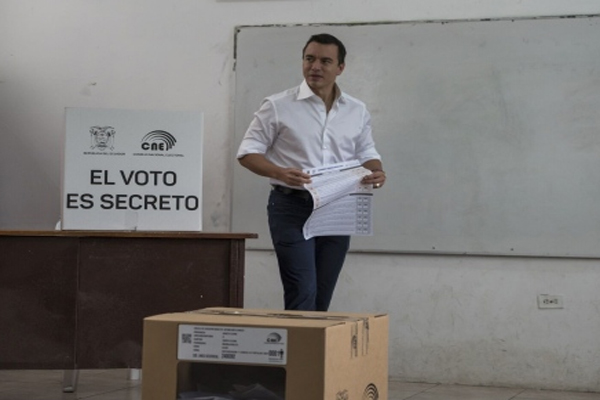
[141,307,388,400]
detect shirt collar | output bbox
[297,80,346,104]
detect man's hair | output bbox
[302,33,347,65]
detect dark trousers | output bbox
[267,188,350,311]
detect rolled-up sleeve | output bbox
[354,107,381,163]
[236,99,277,159]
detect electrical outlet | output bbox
[537,294,564,309]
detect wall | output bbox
[1,0,600,391]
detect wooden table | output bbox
[0,230,257,369]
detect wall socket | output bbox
[537,294,564,309]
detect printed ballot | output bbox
[302,161,374,239]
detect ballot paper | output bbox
[302,161,374,239]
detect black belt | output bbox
[271,185,312,200]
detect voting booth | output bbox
[62,107,203,231]
[142,308,389,400]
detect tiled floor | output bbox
[1,369,600,400]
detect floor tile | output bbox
[515,389,600,400]
[78,386,141,400]
[0,369,140,400]
[401,383,524,400]
[0,369,63,383]
[388,380,437,399]
[1,370,600,400]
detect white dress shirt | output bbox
[237,80,381,186]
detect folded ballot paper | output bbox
[302,160,374,239]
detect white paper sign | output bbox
[177,324,288,365]
[62,108,203,231]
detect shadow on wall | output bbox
[0,124,61,230]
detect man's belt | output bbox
[271,185,312,200]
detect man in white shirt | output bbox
[237,33,386,311]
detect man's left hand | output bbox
[362,169,386,189]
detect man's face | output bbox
[302,42,345,93]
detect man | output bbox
[237,33,386,311]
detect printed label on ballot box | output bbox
[177,324,287,365]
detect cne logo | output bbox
[363,383,379,400]
[141,130,177,151]
[266,332,282,344]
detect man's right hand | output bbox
[276,168,312,187]
[238,154,311,187]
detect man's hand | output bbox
[361,160,386,189]
[362,169,386,189]
[276,168,312,187]
[238,154,311,187]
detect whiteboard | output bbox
[231,16,600,257]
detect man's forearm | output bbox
[238,154,281,179]
[238,153,312,187]
[362,159,383,172]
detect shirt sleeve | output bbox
[354,107,382,163]
[236,99,278,159]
